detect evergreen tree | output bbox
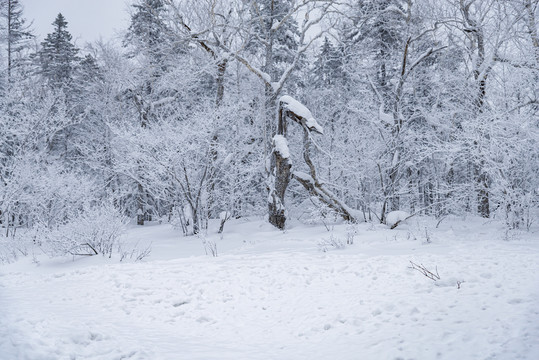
[38,13,79,90]
[312,37,344,88]
[77,54,102,85]
[124,0,171,71]
[344,0,408,101]
[0,0,33,85]
[247,0,299,80]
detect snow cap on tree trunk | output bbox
[279,95,324,134]
[273,135,290,159]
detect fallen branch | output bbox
[68,243,98,256]
[409,261,440,281]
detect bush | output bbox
[305,197,340,231]
[40,203,128,258]
[317,233,346,252]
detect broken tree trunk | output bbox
[268,106,292,229]
[267,96,356,229]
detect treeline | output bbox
[0,0,537,235]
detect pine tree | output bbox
[247,0,299,80]
[38,13,79,90]
[78,54,102,85]
[124,0,171,69]
[1,0,33,84]
[312,37,344,88]
[345,0,408,101]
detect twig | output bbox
[68,243,98,256]
[409,261,440,281]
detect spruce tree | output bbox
[124,0,170,70]
[312,37,344,88]
[247,0,299,80]
[1,0,33,84]
[78,54,102,85]
[38,13,79,90]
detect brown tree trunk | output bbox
[137,183,144,225]
[268,150,291,230]
[268,107,291,229]
[525,0,539,64]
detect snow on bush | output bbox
[318,233,346,252]
[345,222,358,245]
[304,197,340,230]
[199,233,218,257]
[0,236,31,264]
[39,203,128,258]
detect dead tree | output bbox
[267,96,357,229]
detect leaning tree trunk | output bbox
[292,123,355,222]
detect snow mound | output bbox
[386,210,410,228]
[273,135,290,159]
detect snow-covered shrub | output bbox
[218,211,231,234]
[41,203,128,257]
[495,192,536,231]
[305,197,339,230]
[345,222,358,245]
[318,233,346,252]
[118,242,152,262]
[199,234,218,257]
[0,236,29,264]
[422,227,433,244]
[404,221,434,244]
[501,228,524,242]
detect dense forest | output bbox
[1,0,538,242]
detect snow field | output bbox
[1,217,538,359]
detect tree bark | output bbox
[268,107,291,229]
[525,0,539,64]
[461,0,491,218]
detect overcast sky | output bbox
[23,0,131,46]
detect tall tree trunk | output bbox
[525,0,539,64]
[206,58,228,220]
[461,0,491,218]
[137,182,145,225]
[7,0,12,82]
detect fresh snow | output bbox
[219,211,231,221]
[273,134,290,159]
[280,95,324,134]
[386,210,410,227]
[378,105,393,124]
[1,217,538,360]
[293,170,314,182]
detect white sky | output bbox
[23,0,132,46]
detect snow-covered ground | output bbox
[1,216,538,360]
